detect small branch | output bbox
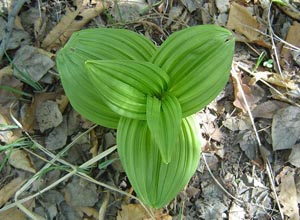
[231,65,285,220]
[0,0,28,62]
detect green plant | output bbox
[56,25,235,208]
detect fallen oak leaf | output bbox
[227,2,271,48]
[42,0,107,50]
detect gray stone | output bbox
[36,100,63,132]
[215,0,230,13]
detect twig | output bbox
[2,104,156,220]
[231,65,285,220]
[0,0,28,61]
[267,1,283,77]
[202,153,244,204]
[99,192,110,220]
[235,62,300,108]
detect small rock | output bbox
[292,50,300,66]
[67,109,81,136]
[0,17,31,50]
[65,177,98,207]
[104,132,116,148]
[288,144,300,167]
[179,0,203,12]
[110,152,124,172]
[36,100,63,132]
[13,45,55,82]
[215,0,230,13]
[229,203,246,220]
[7,30,31,50]
[58,202,81,220]
[167,6,184,26]
[215,13,228,26]
[45,117,68,150]
[272,106,300,150]
[111,0,147,22]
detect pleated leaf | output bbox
[84,60,169,120]
[117,115,201,208]
[56,28,157,128]
[146,94,182,164]
[151,25,235,117]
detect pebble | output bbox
[215,0,230,13]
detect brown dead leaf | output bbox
[231,71,257,112]
[251,71,297,91]
[8,149,36,173]
[280,21,300,68]
[227,2,270,47]
[42,0,106,50]
[0,177,27,207]
[0,207,27,220]
[278,167,299,220]
[89,129,99,157]
[76,207,98,219]
[57,94,69,112]
[117,204,172,220]
[20,102,35,132]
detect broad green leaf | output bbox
[56,28,157,128]
[85,60,169,120]
[151,25,235,117]
[57,53,119,128]
[117,116,201,208]
[146,94,182,163]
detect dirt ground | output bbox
[0,0,300,219]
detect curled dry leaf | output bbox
[231,70,264,112]
[42,0,106,50]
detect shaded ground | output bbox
[0,0,300,219]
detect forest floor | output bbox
[0,0,300,219]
